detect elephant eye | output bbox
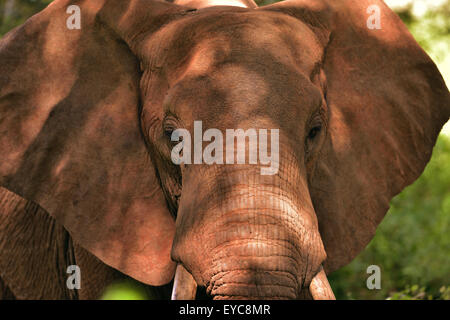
[163,119,177,141]
[164,126,174,139]
[308,125,322,140]
[162,115,179,141]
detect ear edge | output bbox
[0,0,183,286]
[264,0,450,272]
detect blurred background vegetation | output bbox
[0,0,52,35]
[0,0,448,300]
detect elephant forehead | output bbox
[163,63,322,131]
[152,10,324,120]
[150,8,325,81]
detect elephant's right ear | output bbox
[265,0,450,274]
[0,0,189,285]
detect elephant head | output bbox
[0,0,448,299]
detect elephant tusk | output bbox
[309,266,336,300]
[171,264,197,300]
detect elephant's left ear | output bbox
[0,0,190,285]
[265,0,450,273]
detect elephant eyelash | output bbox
[162,116,179,141]
[306,112,324,139]
[308,102,328,139]
[164,126,174,139]
[305,109,326,162]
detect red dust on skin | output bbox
[0,0,448,300]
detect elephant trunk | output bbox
[171,164,329,299]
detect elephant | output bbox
[0,0,449,300]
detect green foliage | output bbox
[329,135,450,300]
[100,281,152,300]
[387,285,450,300]
[399,3,450,84]
[0,0,53,36]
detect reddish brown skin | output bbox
[0,0,449,299]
